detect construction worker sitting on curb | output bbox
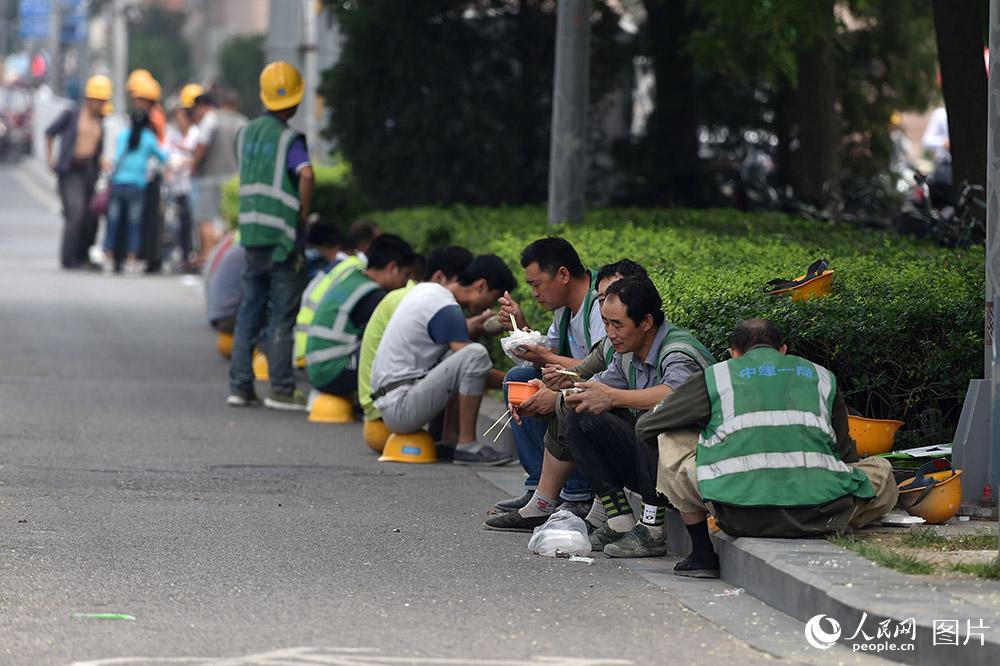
[564,276,715,559]
[635,318,899,580]
[228,61,314,411]
[340,218,381,265]
[303,222,344,279]
[485,259,647,532]
[305,234,417,400]
[492,238,606,518]
[370,255,516,465]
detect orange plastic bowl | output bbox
[848,415,905,457]
[506,381,539,406]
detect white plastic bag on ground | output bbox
[501,329,549,367]
[527,509,592,557]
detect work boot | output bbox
[494,490,534,513]
[264,388,308,411]
[673,552,721,579]
[227,387,261,407]
[483,510,549,533]
[589,524,628,552]
[603,523,668,558]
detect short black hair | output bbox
[366,233,416,271]
[596,259,648,284]
[458,254,516,294]
[729,318,785,353]
[306,223,342,248]
[193,93,216,108]
[345,218,381,251]
[424,246,473,282]
[603,277,665,328]
[519,237,585,278]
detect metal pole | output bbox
[48,0,62,94]
[990,0,1000,554]
[546,0,591,226]
[301,0,319,161]
[111,0,126,113]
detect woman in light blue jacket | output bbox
[105,110,167,274]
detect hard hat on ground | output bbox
[84,75,112,101]
[131,76,162,102]
[378,431,438,464]
[252,349,269,381]
[180,83,205,109]
[308,393,354,424]
[216,332,233,359]
[259,61,304,111]
[897,460,963,524]
[848,416,904,457]
[363,419,392,454]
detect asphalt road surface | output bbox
[0,163,793,666]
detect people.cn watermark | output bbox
[804,612,990,653]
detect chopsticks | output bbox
[492,412,515,443]
[483,409,511,437]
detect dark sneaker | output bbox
[556,499,592,518]
[264,388,308,411]
[227,388,260,407]
[435,443,455,461]
[589,524,628,551]
[452,445,515,466]
[603,523,668,558]
[483,510,550,532]
[673,552,721,579]
[494,490,535,514]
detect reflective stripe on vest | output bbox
[696,450,852,482]
[237,210,296,241]
[304,274,378,367]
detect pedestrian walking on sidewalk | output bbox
[45,75,111,269]
[227,62,315,411]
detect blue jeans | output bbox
[105,184,145,256]
[505,366,592,502]
[229,246,307,395]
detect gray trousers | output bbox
[57,163,99,268]
[375,343,492,434]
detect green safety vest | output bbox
[697,347,874,507]
[621,325,716,391]
[236,115,302,262]
[556,270,599,357]
[305,267,379,389]
[294,255,365,362]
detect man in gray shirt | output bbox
[562,277,715,558]
[371,255,515,465]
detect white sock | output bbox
[456,441,483,454]
[607,513,635,533]
[518,491,557,518]
[585,497,607,528]
[640,503,666,540]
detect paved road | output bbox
[0,163,792,666]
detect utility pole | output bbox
[546,0,591,226]
[111,0,127,114]
[989,0,1000,551]
[301,0,319,162]
[47,0,62,93]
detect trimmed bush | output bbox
[373,206,983,447]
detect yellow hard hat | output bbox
[126,69,153,92]
[308,393,354,424]
[180,83,204,109]
[84,75,112,101]
[363,419,392,454]
[848,416,904,457]
[252,349,269,381]
[216,332,234,359]
[132,76,162,102]
[259,61,304,111]
[897,461,963,525]
[378,431,438,464]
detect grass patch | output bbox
[902,528,998,551]
[951,558,1000,580]
[829,535,935,575]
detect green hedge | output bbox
[372,206,984,448]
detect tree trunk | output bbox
[642,0,700,205]
[932,0,988,188]
[794,0,839,208]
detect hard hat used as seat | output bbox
[259,61,304,111]
[308,393,354,424]
[897,459,963,524]
[378,431,437,464]
[252,349,269,381]
[84,75,112,101]
[180,83,205,109]
[216,332,234,359]
[363,419,392,454]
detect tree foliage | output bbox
[217,33,267,118]
[321,0,631,209]
[128,7,190,96]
